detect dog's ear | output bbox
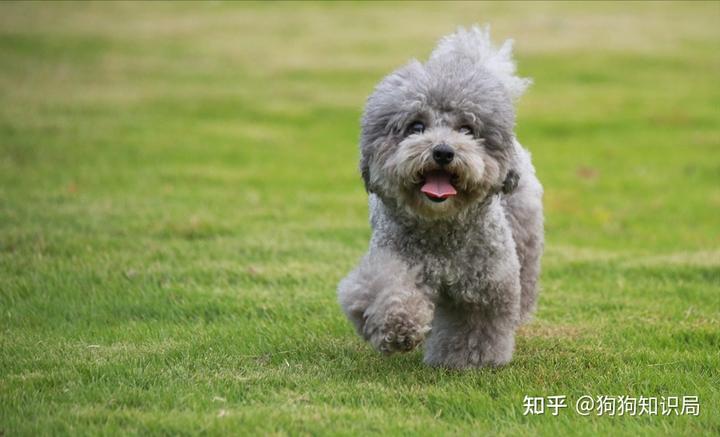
[502,169,519,194]
[360,154,371,192]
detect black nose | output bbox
[432,144,455,166]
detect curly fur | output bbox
[338,26,544,368]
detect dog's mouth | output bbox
[419,170,457,203]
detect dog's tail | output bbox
[429,25,531,101]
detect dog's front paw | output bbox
[363,311,431,355]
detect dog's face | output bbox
[360,59,516,220]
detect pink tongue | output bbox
[420,171,457,199]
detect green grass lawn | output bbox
[1,1,719,435]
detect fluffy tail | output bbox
[429,25,531,100]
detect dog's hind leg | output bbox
[503,142,544,323]
[338,249,435,354]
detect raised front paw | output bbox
[363,311,431,355]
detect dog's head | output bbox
[359,26,530,220]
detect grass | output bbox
[1,1,719,435]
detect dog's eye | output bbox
[458,125,474,136]
[407,121,425,135]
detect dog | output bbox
[338,26,544,368]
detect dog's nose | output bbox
[432,144,455,166]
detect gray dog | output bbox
[338,26,544,368]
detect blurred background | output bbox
[1,1,718,434]
[2,2,717,252]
